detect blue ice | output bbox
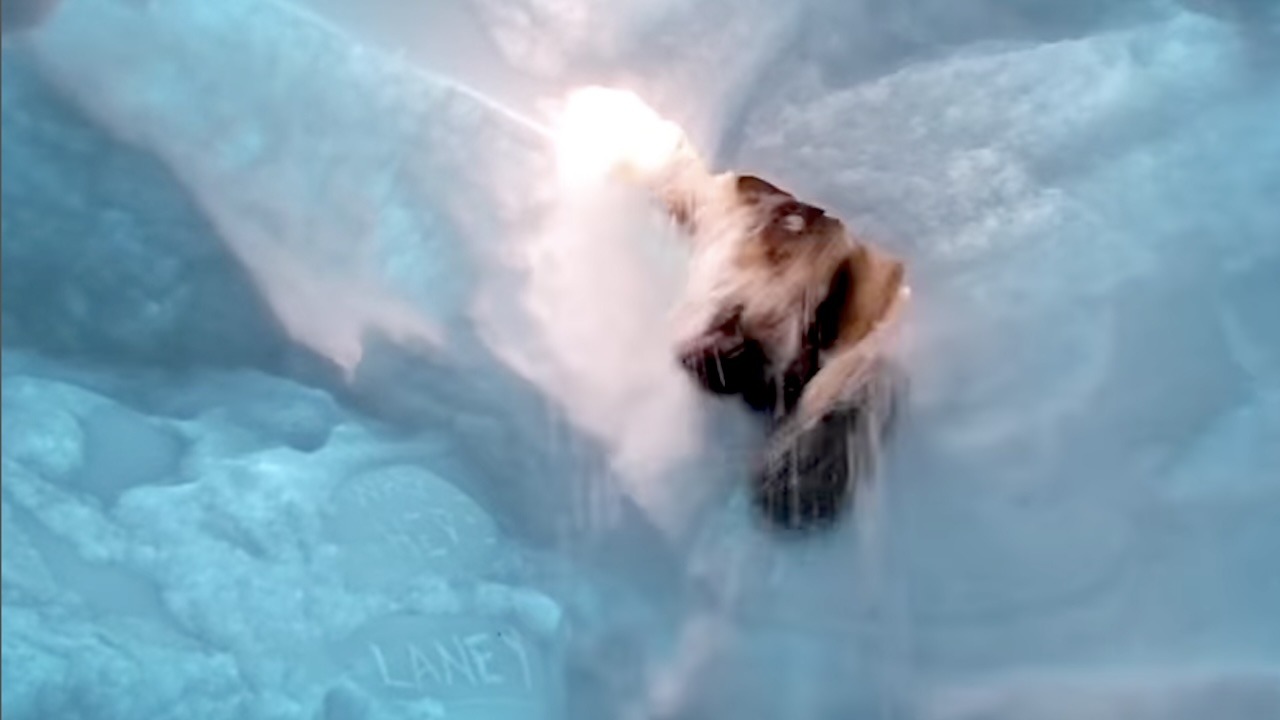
[2,0,1278,719]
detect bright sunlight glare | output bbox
[553,86,686,187]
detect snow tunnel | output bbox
[2,1,1278,718]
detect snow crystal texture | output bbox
[2,0,1278,719]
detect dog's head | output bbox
[673,175,863,416]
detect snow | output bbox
[3,0,1280,718]
[0,57,287,369]
[2,349,572,720]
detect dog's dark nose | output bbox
[677,330,766,396]
[754,409,857,530]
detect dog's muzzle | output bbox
[677,328,767,397]
[676,306,770,397]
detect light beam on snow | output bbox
[552,86,685,187]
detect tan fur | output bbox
[639,141,906,425]
[799,240,906,424]
[842,243,906,350]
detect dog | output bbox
[627,138,909,528]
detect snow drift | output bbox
[2,0,1278,718]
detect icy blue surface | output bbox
[2,1,1279,719]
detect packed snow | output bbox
[2,0,1278,719]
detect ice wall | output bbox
[0,59,286,369]
[13,0,766,542]
[3,0,1280,718]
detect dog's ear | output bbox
[736,175,798,210]
[738,175,833,241]
[807,243,905,355]
[769,259,853,416]
[810,258,854,351]
[844,244,905,346]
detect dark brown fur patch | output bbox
[735,175,794,204]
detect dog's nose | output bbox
[677,330,766,396]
